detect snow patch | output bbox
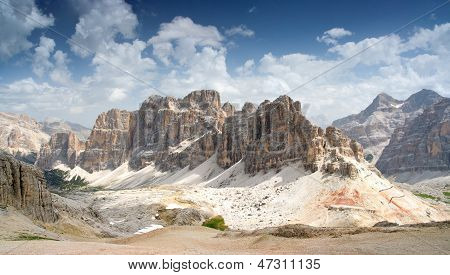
[134,224,164,234]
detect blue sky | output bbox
[0,0,449,127]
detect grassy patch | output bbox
[202,215,228,231]
[414,193,439,201]
[13,233,57,241]
[443,192,450,197]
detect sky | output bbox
[0,0,449,127]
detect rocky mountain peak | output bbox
[36,91,364,180]
[181,90,221,110]
[363,92,402,116]
[402,89,443,113]
[376,98,449,175]
[222,102,235,117]
[218,94,363,177]
[332,89,446,163]
[37,132,85,170]
[242,102,256,114]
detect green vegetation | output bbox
[443,192,450,197]
[364,153,374,162]
[414,193,439,201]
[44,169,89,191]
[202,215,228,231]
[13,233,57,241]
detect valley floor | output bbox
[1,225,449,255]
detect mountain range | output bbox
[332,89,446,164]
[0,112,90,164]
[1,89,448,230]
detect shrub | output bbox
[202,215,228,231]
[364,154,374,162]
[44,169,88,191]
[13,234,57,241]
[414,193,439,201]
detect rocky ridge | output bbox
[376,98,449,175]
[38,90,364,179]
[0,112,90,164]
[332,89,444,163]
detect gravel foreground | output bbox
[1,224,449,255]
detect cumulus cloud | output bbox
[69,0,138,57]
[108,88,127,102]
[317,27,352,45]
[148,16,223,65]
[225,25,255,37]
[32,36,72,85]
[1,12,449,128]
[0,0,54,60]
[50,50,72,85]
[32,36,55,77]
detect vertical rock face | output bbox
[36,90,364,179]
[332,89,444,162]
[218,95,364,177]
[41,117,91,141]
[0,152,57,223]
[79,109,136,173]
[376,98,450,175]
[36,132,85,170]
[129,90,227,171]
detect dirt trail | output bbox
[1,225,449,255]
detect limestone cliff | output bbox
[36,132,85,170]
[332,89,444,162]
[79,109,136,173]
[376,98,450,175]
[0,152,57,222]
[218,95,363,177]
[37,90,364,179]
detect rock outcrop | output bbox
[36,90,364,179]
[129,90,227,171]
[36,132,85,170]
[332,89,444,163]
[0,112,50,163]
[80,109,136,172]
[0,152,57,222]
[0,112,91,164]
[41,117,91,141]
[376,98,449,175]
[218,95,364,177]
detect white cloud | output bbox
[108,88,127,102]
[32,36,55,77]
[148,16,223,65]
[249,6,256,13]
[225,25,255,37]
[329,34,403,66]
[50,50,72,85]
[236,59,255,76]
[317,27,352,45]
[1,14,449,128]
[69,0,138,57]
[0,0,54,60]
[32,36,72,85]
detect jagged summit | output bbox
[332,89,446,162]
[377,98,449,175]
[37,91,363,180]
[31,90,450,228]
[402,89,443,113]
